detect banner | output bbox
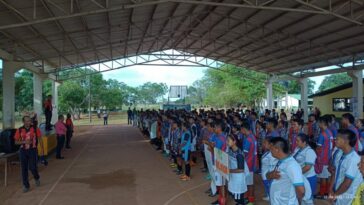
[204,144,217,194]
[150,121,157,139]
[214,147,229,180]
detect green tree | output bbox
[286,79,316,95]
[15,70,33,112]
[318,73,352,92]
[99,79,124,109]
[137,82,168,104]
[201,65,285,107]
[58,81,87,118]
[185,79,209,105]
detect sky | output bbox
[103,65,209,88]
[102,64,325,92]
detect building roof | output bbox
[1,1,364,77]
[309,79,364,98]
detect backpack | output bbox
[0,129,18,153]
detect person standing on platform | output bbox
[55,115,67,159]
[14,116,43,193]
[65,113,74,149]
[44,95,53,131]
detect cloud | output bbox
[103,65,207,87]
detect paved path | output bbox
[1,125,330,205]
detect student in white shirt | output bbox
[329,129,363,205]
[292,133,317,200]
[266,137,305,205]
[261,137,277,201]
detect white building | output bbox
[263,94,313,111]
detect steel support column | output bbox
[2,61,21,129]
[51,80,60,124]
[266,77,273,110]
[33,73,45,125]
[299,78,308,122]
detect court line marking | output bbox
[38,130,97,205]
[163,181,210,205]
[137,131,207,205]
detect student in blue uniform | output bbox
[241,120,258,204]
[341,113,360,152]
[316,116,334,198]
[266,137,305,205]
[266,118,280,138]
[329,129,363,205]
[292,133,317,200]
[179,122,192,181]
[189,117,198,165]
[210,121,227,205]
[355,119,364,155]
[227,134,248,205]
[199,119,209,172]
[170,119,182,173]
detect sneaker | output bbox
[210,200,219,205]
[179,174,187,179]
[181,176,191,181]
[262,196,269,201]
[315,195,328,200]
[35,179,40,187]
[22,187,29,193]
[208,192,217,197]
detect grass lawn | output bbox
[73,113,128,126]
[0,112,129,129]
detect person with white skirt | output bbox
[227,134,249,205]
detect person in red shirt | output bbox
[44,95,53,131]
[65,113,74,149]
[14,116,42,193]
[55,115,67,159]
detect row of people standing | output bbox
[137,108,364,205]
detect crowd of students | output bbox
[136,108,364,205]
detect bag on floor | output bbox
[0,129,18,153]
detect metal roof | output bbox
[1,0,364,78]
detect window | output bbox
[332,98,352,112]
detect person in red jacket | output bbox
[14,116,43,193]
[44,95,53,131]
[65,113,74,149]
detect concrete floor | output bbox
[0,125,330,205]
